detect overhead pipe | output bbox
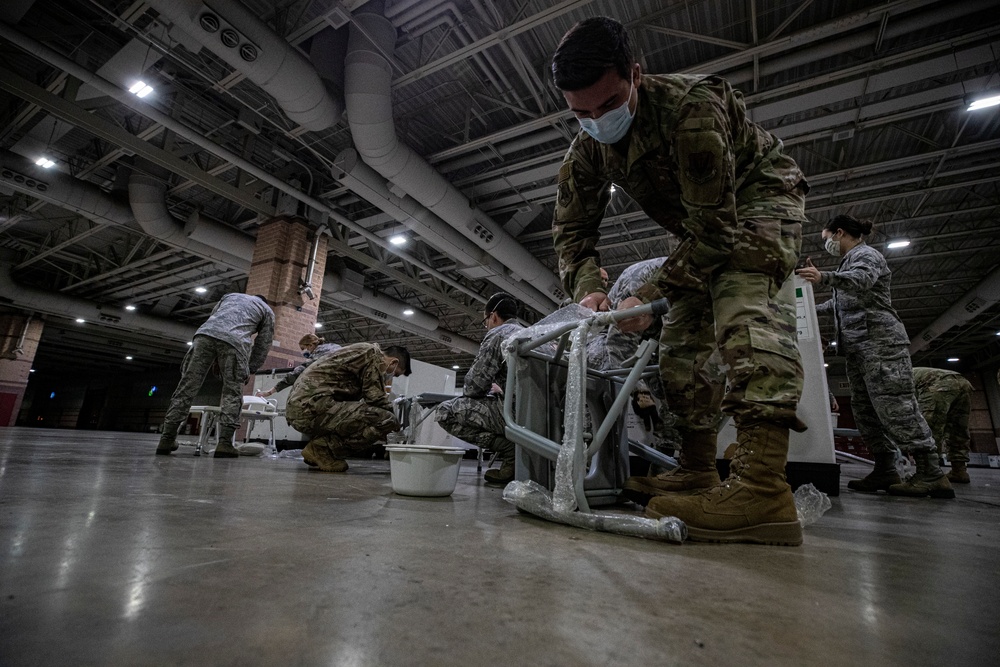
[0,261,198,343]
[344,6,564,312]
[127,174,254,272]
[144,0,341,131]
[436,129,564,174]
[909,265,1000,355]
[323,272,440,333]
[0,23,480,312]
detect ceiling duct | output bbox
[145,0,341,132]
[909,265,1000,355]
[0,260,197,343]
[343,5,564,313]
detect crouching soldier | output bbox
[286,342,410,472]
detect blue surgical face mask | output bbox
[578,80,636,144]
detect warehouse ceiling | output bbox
[1,0,999,380]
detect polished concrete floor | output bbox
[1,427,998,666]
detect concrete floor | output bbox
[1,428,998,666]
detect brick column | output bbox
[245,216,328,370]
[0,311,44,426]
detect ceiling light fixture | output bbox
[35,157,55,168]
[388,235,407,246]
[314,322,323,329]
[125,356,133,360]
[129,81,154,98]
[967,93,1000,111]
[125,304,136,311]
[402,308,415,316]
[194,286,207,294]
[186,341,193,346]
[452,365,460,370]
[946,357,959,362]
[886,239,910,249]
[75,318,85,323]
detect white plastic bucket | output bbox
[386,444,466,497]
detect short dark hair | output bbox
[384,345,411,376]
[484,292,518,321]
[552,17,635,91]
[254,294,269,305]
[824,215,873,239]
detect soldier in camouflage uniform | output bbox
[285,343,410,472]
[913,367,973,484]
[257,333,343,398]
[156,293,274,458]
[436,293,524,484]
[797,215,953,498]
[550,18,809,544]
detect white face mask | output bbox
[825,236,842,257]
[578,80,635,144]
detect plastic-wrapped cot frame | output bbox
[499,300,687,543]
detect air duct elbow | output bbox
[147,0,341,131]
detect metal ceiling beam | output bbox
[391,0,596,89]
[0,67,274,218]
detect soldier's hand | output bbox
[795,256,822,284]
[580,291,610,312]
[616,296,654,333]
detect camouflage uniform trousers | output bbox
[286,398,398,457]
[658,218,804,435]
[916,374,972,463]
[436,395,506,451]
[845,344,936,455]
[162,334,247,436]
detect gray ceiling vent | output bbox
[239,43,258,62]
[1,167,48,193]
[220,27,240,48]
[831,128,855,142]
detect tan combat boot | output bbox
[622,430,720,506]
[213,428,240,458]
[302,437,349,472]
[948,460,970,484]
[645,422,802,546]
[483,435,515,485]
[888,450,955,498]
[847,451,901,493]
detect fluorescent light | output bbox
[886,239,910,249]
[186,341,193,346]
[129,81,154,98]
[402,308,415,316]
[968,94,1000,111]
[35,157,55,168]
[125,304,136,311]
[609,185,617,194]
[947,357,959,362]
[995,331,1000,336]
[314,322,323,329]
[388,235,407,246]
[29,369,35,373]
[452,365,460,370]
[194,286,207,294]
[125,356,133,360]
[823,363,829,367]
[830,341,837,347]
[75,318,85,323]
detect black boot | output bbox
[847,451,901,493]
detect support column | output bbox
[245,215,328,371]
[0,311,44,426]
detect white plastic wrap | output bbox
[794,483,832,527]
[503,480,687,543]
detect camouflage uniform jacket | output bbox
[287,342,391,414]
[463,320,524,398]
[195,293,274,373]
[553,73,808,304]
[815,243,907,349]
[912,367,972,394]
[274,342,343,392]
